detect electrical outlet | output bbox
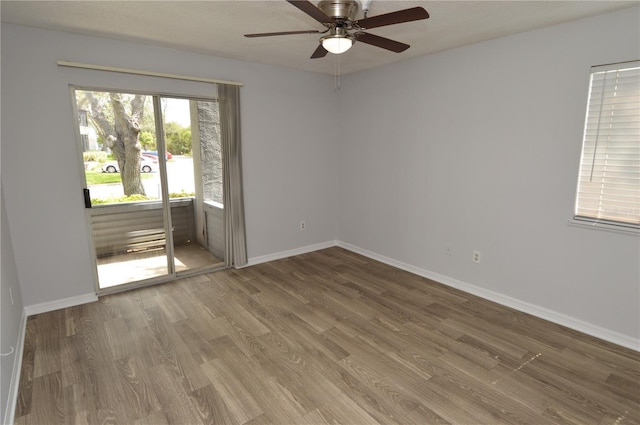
[473,250,481,264]
[300,221,306,231]
[445,245,454,256]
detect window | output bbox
[73,89,227,288]
[574,60,640,231]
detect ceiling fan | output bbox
[244,0,429,58]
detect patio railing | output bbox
[90,198,195,257]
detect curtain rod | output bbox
[57,60,243,87]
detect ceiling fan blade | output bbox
[245,30,320,38]
[356,32,410,53]
[311,44,329,59]
[355,7,429,29]
[286,0,333,24]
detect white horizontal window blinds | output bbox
[575,61,640,228]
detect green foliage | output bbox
[137,96,158,151]
[140,96,156,130]
[139,131,156,150]
[169,191,195,198]
[77,90,149,197]
[85,171,153,185]
[91,191,194,205]
[83,151,108,162]
[91,194,155,205]
[164,122,192,155]
[86,172,121,185]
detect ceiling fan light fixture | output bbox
[244,1,429,59]
[321,34,354,54]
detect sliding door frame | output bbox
[69,85,227,296]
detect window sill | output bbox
[568,218,639,236]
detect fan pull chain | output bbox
[334,55,341,92]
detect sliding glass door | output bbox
[74,89,225,291]
[161,97,225,275]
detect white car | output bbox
[102,156,157,173]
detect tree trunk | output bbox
[110,93,146,196]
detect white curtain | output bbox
[219,84,248,267]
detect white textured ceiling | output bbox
[2,1,638,75]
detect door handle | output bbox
[83,188,92,208]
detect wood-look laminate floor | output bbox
[14,247,640,424]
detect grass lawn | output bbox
[86,171,154,185]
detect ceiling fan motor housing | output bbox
[318,0,359,20]
[244,1,429,58]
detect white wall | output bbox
[2,7,638,349]
[1,185,25,425]
[1,24,339,307]
[337,7,640,345]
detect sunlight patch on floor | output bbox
[97,243,223,288]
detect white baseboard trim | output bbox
[6,293,98,424]
[337,241,640,352]
[244,240,338,267]
[3,309,27,425]
[24,292,98,317]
